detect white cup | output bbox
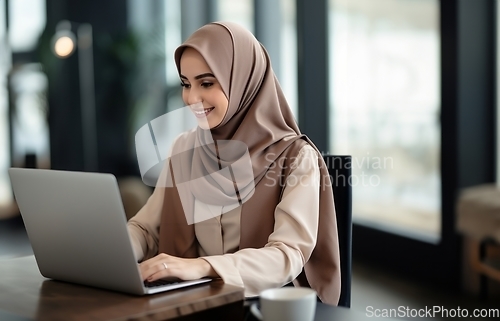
[250,287,317,321]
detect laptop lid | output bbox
[8,168,209,295]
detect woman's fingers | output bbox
[145,262,171,282]
[139,254,171,281]
[139,255,215,282]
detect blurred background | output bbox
[0,0,499,316]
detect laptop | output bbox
[8,168,211,295]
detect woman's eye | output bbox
[201,82,214,88]
[180,82,190,89]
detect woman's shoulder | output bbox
[284,140,320,172]
[287,138,318,159]
[298,142,317,156]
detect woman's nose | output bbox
[185,88,202,105]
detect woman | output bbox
[127,22,341,305]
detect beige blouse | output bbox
[127,144,320,297]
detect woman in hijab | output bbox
[127,22,341,305]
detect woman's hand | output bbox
[139,253,219,282]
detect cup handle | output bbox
[250,303,263,320]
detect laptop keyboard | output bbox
[144,278,181,288]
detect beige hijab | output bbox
[159,22,341,305]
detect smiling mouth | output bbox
[192,107,215,118]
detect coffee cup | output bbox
[250,287,317,321]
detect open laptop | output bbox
[8,168,211,295]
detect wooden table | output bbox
[0,256,244,321]
[0,256,404,321]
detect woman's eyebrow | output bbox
[179,73,215,80]
[195,73,215,80]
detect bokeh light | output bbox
[53,35,75,58]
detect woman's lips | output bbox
[193,107,215,118]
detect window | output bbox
[1,0,48,218]
[10,64,50,168]
[8,0,46,52]
[497,0,500,186]
[279,0,298,118]
[0,0,11,214]
[329,0,441,241]
[218,0,254,32]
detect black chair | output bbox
[323,155,352,308]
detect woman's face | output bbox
[180,48,229,129]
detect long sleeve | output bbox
[127,185,163,261]
[127,133,183,262]
[200,145,320,297]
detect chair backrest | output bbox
[323,155,352,308]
